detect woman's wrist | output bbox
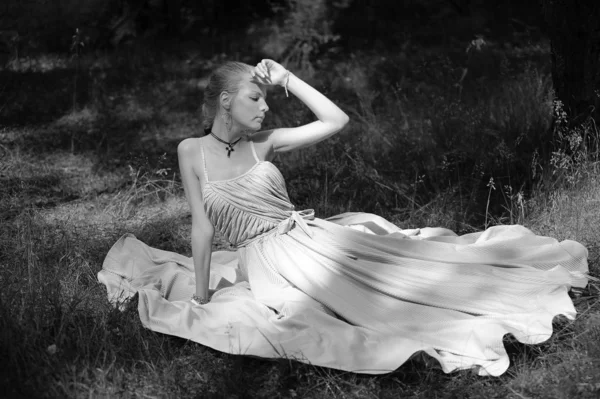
[281,70,292,97]
[194,283,210,301]
[191,293,210,305]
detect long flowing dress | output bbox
[99,140,590,376]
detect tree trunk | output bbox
[542,0,600,125]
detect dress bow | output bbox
[277,209,315,238]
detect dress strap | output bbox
[199,139,210,182]
[249,139,260,163]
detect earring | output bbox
[221,111,232,132]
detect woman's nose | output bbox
[260,100,269,112]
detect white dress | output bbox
[99,140,590,376]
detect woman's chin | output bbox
[243,126,260,135]
[240,120,263,133]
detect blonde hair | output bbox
[202,61,254,133]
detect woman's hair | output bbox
[202,61,254,134]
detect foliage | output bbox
[105,153,181,218]
[547,99,600,188]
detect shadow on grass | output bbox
[0,69,89,126]
[0,208,316,398]
[0,210,189,397]
[0,174,80,220]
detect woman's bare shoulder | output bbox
[247,130,273,142]
[247,130,275,161]
[177,137,207,185]
[178,137,204,157]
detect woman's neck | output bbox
[210,119,245,142]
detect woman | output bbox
[100,59,591,377]
[177,59,350,307]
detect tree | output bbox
[541,0,600,127]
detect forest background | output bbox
[1,0,599,398]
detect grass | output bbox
[1,38,599,398]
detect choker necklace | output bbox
[209,132,242,157]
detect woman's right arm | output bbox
[178,138,215,301]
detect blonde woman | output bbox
[101,59,590,376]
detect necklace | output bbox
[209,132,242,158]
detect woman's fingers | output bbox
[253,59,283,84]
[254,65,273,84]
[261,59,271,72]
[254,64,264,78]
[259,62,270,79]
[252,67,265,81]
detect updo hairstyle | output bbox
[202,61,254,134]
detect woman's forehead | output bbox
[243,76,268,94]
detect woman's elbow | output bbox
[333,113,350,132]
[191,224,214,241]
[340,112,350,127]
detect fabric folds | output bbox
[99,140,590,376]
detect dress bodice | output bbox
[200,141,298,247]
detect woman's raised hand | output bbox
[251,59,289,87]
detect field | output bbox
[1,28,600,398]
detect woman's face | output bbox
[229,76,269,132]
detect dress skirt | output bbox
[99,212,589,376]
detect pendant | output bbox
[226,145,234,157]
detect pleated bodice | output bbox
[200,141,297,247]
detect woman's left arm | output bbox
[253,60,350,154]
